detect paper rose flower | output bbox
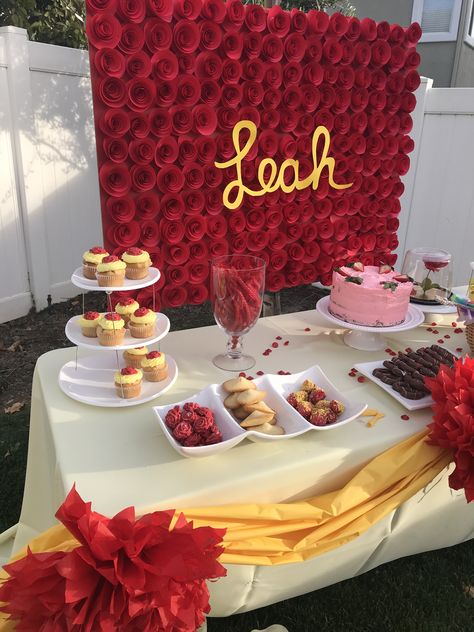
[127,77,156,112]
[86,13,122,49]
[425,356,474,502]
[94,47,125,78]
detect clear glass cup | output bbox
[211,254,266,371]
[401,247,453,304]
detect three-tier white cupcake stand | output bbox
[58,267,178,407]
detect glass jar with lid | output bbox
[401,248,452,305]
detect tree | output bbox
[0,0,355,49]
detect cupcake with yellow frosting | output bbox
[79,311,101,338]
[123,346,148,369]
[96,255,126,287]
[128,307,157,338]
[115,367,142,399]
[82,246,109,280]
[141,350,168,382]
[97,312,126,346]
[122,247,152,280]
[115,297,140,326]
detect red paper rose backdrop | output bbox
[85,0,421,308]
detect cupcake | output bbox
[128,307,157,338]
[123,346,148,369]
[122,247,152,280]
[78,311,101,338]
[96,312,126,346]
[82,246,109,280]
[115,367,142,399]
[115,297,140,325]
[96,255,126,287]
[141,351,168,382]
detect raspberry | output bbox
[309,411,328,426]
[309,388,326,404]
[326,410,337,424]
[287,393,298,408]
[401,414,410,421]
[134,307,150,317]
[121,367,138,375]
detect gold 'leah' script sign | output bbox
[214,120,353,210]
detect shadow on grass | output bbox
[0,409,29,532]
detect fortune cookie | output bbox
[224,392,241,410]
[240,410,275,428]
[233,406,250,420]
[251,422,285,436]
[223,376,256,393]
[242,400,275,416]
[237,389,267,406]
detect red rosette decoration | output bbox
[0,485,224,631]
[268,5,291,38]
[175,74,201,107]
[144,18,172,53]
[141,220,160,247]
[178,135,198,164]
[200,19,222,51]
[174,18,200,53]
[110,219,141,247]
[130,113,150,138]
[221,83,242,108]
[86,13,122,49]
[118,0,146,23]
[157,164,185,193]
[136,191,160,220]
[223,30,244,60]
[183,162,204,189]
[160,192,183,220]
[152,50,179,80]
[425,356,474,502]
[154,135,179,166]
[197,137,217,163]
[224,0,245,30]
[161,219,185,245]
[207,215,227,239]
[262,33,284,63]
[196,51,222,80]
[106,196,135,224]
[148,0,173,21]
[283,61,303,85]
[174,0,201,20]
[202,0,226,23]
[162,283,188,307]
[155,80,177,106]
[188,284,209,305]
[86,0,117,10]
[193,104,218,135]
[94,47,125,78]
[126,50,152,78]
[171,105,193,134]
[244,31,263,59]
[131,164,156,192]
[244,3,266,32]
[100,162,131,197]
[119,22,145,54]
[127,77,156,112]
[188,260,209,284]
[266,271,285,292]
[100,109,130,138]
[308,10,329,34]
[103,137,128,163]
[98,76,127,108]
[168,264,189,285]
[222,58,242,84]
[184,215,207,242]
[209,238,229,257]
[183,188,205,215]
[200,79,221,106]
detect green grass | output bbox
[0,409,29,532]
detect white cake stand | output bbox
[316,296,425,351]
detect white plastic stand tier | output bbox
[71,267,160,292]
[316,296,425,351]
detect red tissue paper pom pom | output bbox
[0,486,226,632]
[425,356,474,502]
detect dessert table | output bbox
[9,309,474,617]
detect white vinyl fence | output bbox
[1,26,474,323]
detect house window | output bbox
[412,0,463,42]
[466,0,474,47]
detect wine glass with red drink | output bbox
[211,255,266,371]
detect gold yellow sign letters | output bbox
[214,120,353,210]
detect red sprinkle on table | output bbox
[277,370,285,375]
[405,347,413,353]
[432,330,439,335]
[262,350,270,356]
[304,327,311,332]
[284,341,289,346]
[444,334,450,339]
[427,328,433,332]
[455,328,463,333]
[272,342,278,348]
[357,376,366,383]
[431,322,437,326]
[437,339,444,344]
[239,372,246,377]
[452,322,457,327]
[385,348,392,353]
[256,371,264,376]
[247,376,254,380]
[276,336,282,340]
[401,414,410,421]
[456,347,463,352]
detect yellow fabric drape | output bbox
[0,429,451,628]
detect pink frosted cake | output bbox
[329,264,413,327]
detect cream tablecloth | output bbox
[8,310,474,616]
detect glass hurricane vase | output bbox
[211,255,266,371]
[401,247,453,305]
